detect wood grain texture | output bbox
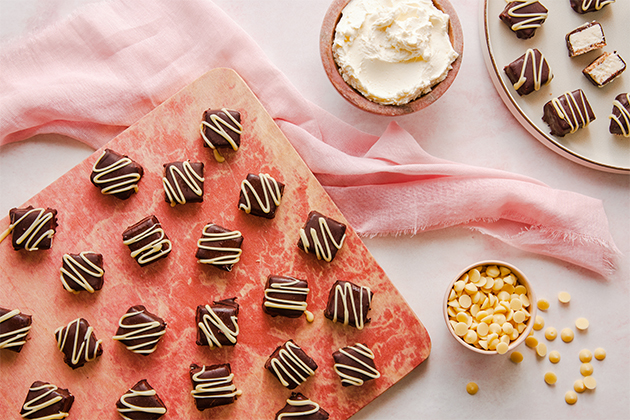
[0,68,430,419]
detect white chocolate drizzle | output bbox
[513,49,550,92]
[117,387,166,420]
[0,207,55,251]
[200,108,243,163]
[198,304,239,348]
[190,366,243,401]
[551,90,593,134]
[269,341,316,388]
[506,1,548,32]
[196,224,242,266]
[299,217,346,262]
[91,150,141,196]
[610,93,630,137]
[239,173,283,215]
[331,282,372,330]
[60,252,104,294]
[112,308,166,354]
[579,0,615,12]
[162,161,204,206]
[333,343,381,386]
[54,318,102,366]
[277,396,321,419]
[122,222,171,265]
[0,309,31,350]
[264,278,314,322]
[20,382,69,420]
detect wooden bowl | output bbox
[320,0,464,116]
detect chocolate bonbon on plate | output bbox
[0,206,57,251]
[60,252,104,294]
[503,48,552,96]
[332,343,381,387]
[499,1,548,40]
[265,339,318,389]
[263,275,314,322]
[162,160,204,206]
[196,223,243,271]
[20,381,74,420]
[190,363,242,411]
[582,51,626,87]
[275,393,330,420]
[298,211,346,262]
[55,318,103,369]
[0,307,32,353]
[565,21,606,57]
[113,305,167,355]
[324,280,373,330]
[238,173,284,219]
[200,108,242,162]
[116,379,166,420]
[90,148,144,200]
[542,89,595,137]
[196,298,239,348]
[609,93,630,136]
[570,0,615,14]
[122,215,172,266]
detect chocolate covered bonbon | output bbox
[499,1,548,40]
[275,393,329,420]
[90,148,143,200]
[238,173,284,219]
[20,381,74,420]
[263,275,314,322]
[583,51,626,87]
[116,379,166,420]
[332,343,380,387]
[542,89,595,137]
[122,215,171,266]
[565,21,605,57]
[609,93,630,137]
[324,280,373,330]
[190,363,242,410]
[113,305,167,355]
[504,48,552,96]
[0,307,32,353]
[570,0,615,14]
[200,108,242,162]
[60,252,104,294]
[196,298,239,348]
[55,317,103,369]
[1,206,57,251]
[196,223,243,271]
[265,340,318,389]
[298,211,346,262]
[162,160,204,206]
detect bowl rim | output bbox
[319,0,464,116]
[443,260,537,355]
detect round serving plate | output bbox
[481,0,629,174]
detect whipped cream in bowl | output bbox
[320,0,463,115]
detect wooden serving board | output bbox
[0,68,430,419]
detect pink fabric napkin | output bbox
[0,0,620,277]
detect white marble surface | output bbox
[0,1,628,419]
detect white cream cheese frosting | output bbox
[333,0,459,105]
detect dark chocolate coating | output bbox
[324,280,373,329]
[90,148,143,200]
[265,340,318,389]
[55,318,103,369]
[60,252,104,293]
[570,0,614,14]
[263,275,310,318]
[499,1,548,39]
[565,21,605,57]
[503,48,551,96]
[583,52,626,87]
[297,211,346,262]
[163,161,204,205]
[238,173,285,219]
[275,393,330,420]
[196,298,239,347]
[542,89,596,137]
[20,381,74,419]
[113,305,166,356]
[122,215,171,266]
[190,363,240,410]
[333,344,378,387]
[116,379,166,420]
[201,109,241,150]
[8,206,57,251]
[610,93,630,136]
[195,223,243,271]
[0,307,32,353]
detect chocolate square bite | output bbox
[196,223,243,271]
[200,108,243,162]
[116,379,166,420]
[4,206,57,251]
[609,93,630,136]
[0,307,32,353]
[333,343,381,387]
[542,89,596,137]
[60,252,104,294]
[122,215,172,266]
[190,363,242,411]
[566,21,605,57]
[583,51,626,87]
[324,280,374,330]
[297,211,347,262]
[90,148,144,200]
[54,318,103,369]
[263,275,314,322]
[503,48,552,96]
[265,340,318,389]
[162,160,204,206]
[570,0,615,14]
[20,381,74,420]
[113,305,167,355]
[499,1,548,39]
[196,298,239,348]
[238,173,285,219]
[275,393,330,420]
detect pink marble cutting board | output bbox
[0,68,430,419]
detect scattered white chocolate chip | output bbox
[545,327,557,341]
[565,390,578,405]
[544,371,557,385]
[594,348,606,361]
[558,291,571,304]
[579,349,592,363]
[525,336,538,348]
[533,315,545,331]
[575,317,589,331]
[580,363,594,377]
[583,376,597,390]
[537,299,550,311]
[466,382,479,395]
[561,328,574,343]
[510,351,523,363]
[549,350,561,364]
[536,342,547,357]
